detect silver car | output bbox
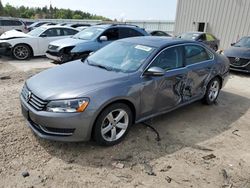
[20,36,229,146]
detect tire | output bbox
[203,77,221,105]
[12,44,31,60]
[93,103,133,146]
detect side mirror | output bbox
[144,67,165,77]
[231,42,235,46]
[99,36,108,42]
[40,33,47,38]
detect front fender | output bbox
[71,41,100,54]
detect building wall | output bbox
[174,0,250,49]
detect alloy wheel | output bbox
[13,45,29,60]
[208,80,219,101]
[101,109,129,142]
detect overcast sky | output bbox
[1,0,177,20]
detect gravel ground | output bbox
[0,57,250,188]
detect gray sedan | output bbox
[20,36,229,146]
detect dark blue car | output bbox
[21,36,230,145]
[46,24,149,63]
[222,36,250,73]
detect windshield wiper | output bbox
[87,61,112,71]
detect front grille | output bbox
[21,84,47,111]
[228,57,250,67]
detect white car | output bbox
[0,18,28,35]
[0,25,79,60]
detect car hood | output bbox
[49,37,90,49]
[0,30,32,40]
[26,60,129,100]
[224,47,250,59]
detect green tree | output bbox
[0,0,4,16]
[72,14,82,19]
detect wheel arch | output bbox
[12,43,34,57]
[90,98,137,139]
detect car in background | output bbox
[178,32,220,51]
[0,25,79,60]
[150,30,172,37]
[20,36,229,145]
[46,24,149,63]
[66,23,91,28]
[0,17,28,35]
[221,36,250,73]
[27,21,52,31]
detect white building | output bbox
[174,0,250,48]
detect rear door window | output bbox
[43,28,61,37]
[184,45,212,65]
[119,28,144,39]
[62,28,78,36]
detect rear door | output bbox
[184,44,214,99]
[140,45,188,117]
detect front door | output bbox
[140,45,188,117]
[98,28,119,48]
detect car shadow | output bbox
[37,90,250,168]
[230,70,250,77]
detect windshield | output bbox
[234,37,250,48]
[72,27,104,40]
[87,41,155,73]
[28,27,46,37]
[179,33,200,40]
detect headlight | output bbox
[46,98,89,113]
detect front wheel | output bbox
[93,103,132,146]
[203,77,221,105]
[12,44,31,60]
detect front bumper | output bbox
[20,94,95,142]
[45,51,61,62]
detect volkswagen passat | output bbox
[20,37,229,146]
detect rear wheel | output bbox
[203,77,221,105]
[93,103,132,146]
[12,44,31,60]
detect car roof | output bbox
[119,36,197,48]
[93,23,142,29]
[40,25,78,30]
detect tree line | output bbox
[0,1,110,20]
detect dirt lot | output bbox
[0,56,250,188]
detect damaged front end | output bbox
[46,46,75,64]
[0,42,12,56]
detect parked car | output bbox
[46,24,149,63]
[0,25,79,60]
[0,17,28,35]
[27,21,52,31]
[66,23,91,28]
[178,32,220,51]
[221,36,250,73]
[20,36,229,145]
[150,30,172,37]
